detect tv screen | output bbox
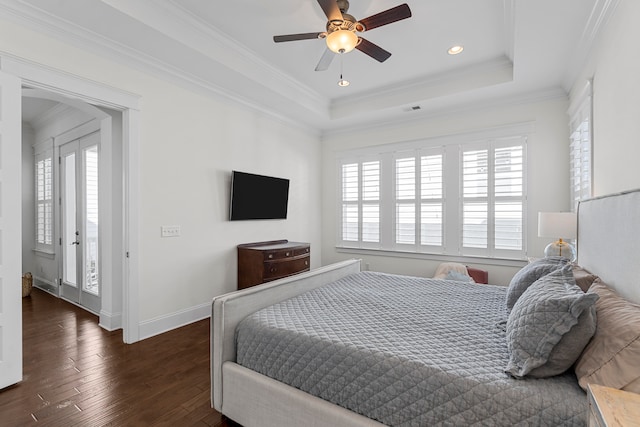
[229,171,290,220]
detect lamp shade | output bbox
[538,212,577,239]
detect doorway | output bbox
[19,81,139,342]
[1,58,141,390]
[59,131,101,314]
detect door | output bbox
[59,132,101,314]
[0,71,23,389]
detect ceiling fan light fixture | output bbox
[326,29,358,53]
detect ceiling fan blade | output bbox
[274,32,323,43]
[358,3,412,32]
[356,37,392,62]
[316,0,343,22]
[315,48,335,71]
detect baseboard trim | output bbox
[99,310,123,331]
[33,276,58,295]
[138,302,211,341]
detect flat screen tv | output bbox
[229,171,290,220]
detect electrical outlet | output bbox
[161,225,181,237]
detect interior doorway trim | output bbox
[2,51,142,343]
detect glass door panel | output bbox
[84,145,99,296]
[62,151,78,287]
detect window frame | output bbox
[460,138,526,259]
[34,139,55,254]
[335,124,530,260]
[568,80,593,211]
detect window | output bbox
[462,142,524,256]
[35,142,54,253]
[340,160,380,246]
[337,132,527,259]
[568,81,593,211]
[393,151,443,248]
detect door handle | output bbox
[71,241,80,245]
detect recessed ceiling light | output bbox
[448,45,464,55]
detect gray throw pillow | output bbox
[505,265,599,378]
[505,256,569,312]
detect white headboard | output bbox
[577,189,640,304]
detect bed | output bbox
[211,189,640,426]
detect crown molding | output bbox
[322,86,567,139]
[0,0,324,134]
[101,0,327,113]
[562,0,621,90]
[329,56,514,120]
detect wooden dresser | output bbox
[237,240,310,289]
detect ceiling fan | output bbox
[273,0,412,71]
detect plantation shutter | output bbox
[395,156,416,245]
[340,160,380,247]
[420,153,443,247]
[568,81,592,211]
[362,161,380,243]
[462,140,525,256]
[341,163,359,242]
[336,129,527,259]
[35,140,54,253]
[462,148,488,249]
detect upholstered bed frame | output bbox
[211,189,640,426]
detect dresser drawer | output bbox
[293,246,310,257]
[264,249,295,261]
[263,256,310,281]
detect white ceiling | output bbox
[4,0,611,133]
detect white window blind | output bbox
[341,163,359,242]
[421,154,443,246]
[462,141,524,256]
[568,82,592,211]
[362,161,380,243]
[35,146,54,253]
[395,156,416,245]
[337,132,527,259]
[340,160,380,246]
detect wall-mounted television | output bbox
[229,171,290,220]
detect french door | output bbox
[59,131,101,314]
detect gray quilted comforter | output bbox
[235,272,587,426]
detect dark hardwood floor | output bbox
[0,288,238,426]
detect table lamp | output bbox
[538,212,577,261]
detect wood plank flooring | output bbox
[0,288,238,426]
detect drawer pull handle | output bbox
[268,254,273,259]
[286,252,290,257]
[305,260,309,266]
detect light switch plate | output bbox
[161,225,181,237]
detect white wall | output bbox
[570,0,640,196]
[1,17,322,335]
[321,97,571,285]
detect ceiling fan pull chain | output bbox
[338,50,350,87]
